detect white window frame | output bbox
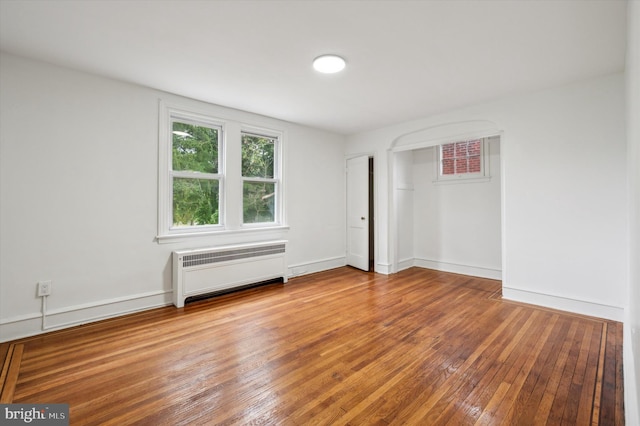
[240,126,283,228]
[157,102,288,243]
[435,138,490,183]
[158,102,226,240]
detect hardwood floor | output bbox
[1,267,625,425]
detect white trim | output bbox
[432,177,492,185]
[172,171,222,180]
[502,286,624,322]
[499,133,508,291]
[375,262,393,275]
[0,312,42,326]
[158,99,171,237]
[0,290,171,343]
[240,124,282,139]
[624,323,640,426]
[413,258,502,280]
[0,317,43,343]
[156,225,289,244]
[287,256,347,278]
[390,120,502,152]
[398,258,414,272]
[388,148,398,274]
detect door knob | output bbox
[361,217,366,220]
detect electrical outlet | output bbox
[37,281,52,297]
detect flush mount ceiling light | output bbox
[313,54,346,73]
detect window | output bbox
[171,119,222,228]
[242,132,280,225]
[437,139,488,181]
[157,102,286,242]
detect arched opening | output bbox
[388,120,505,285]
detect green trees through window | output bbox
[172,122,218,174]
[242,133,278,224]
[159,104,284,239]
[168,121,280,229]
[171,122,220,227]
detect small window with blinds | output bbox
[436,138,489,182]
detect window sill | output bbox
[156,225,290,244]
[433,176,491,185]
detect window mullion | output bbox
[242,176,277,184]
[172,170,221,180]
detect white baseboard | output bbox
[0,290,172,342]
[502,287,624,322]
[397,258,414,272]
[1,258,351,343]
[413,258,502,280]
[287,256,346,279]
[375,262,392,275]
[0,314,42,343]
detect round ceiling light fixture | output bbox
[313,54,346,74]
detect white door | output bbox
[347,155,370,271]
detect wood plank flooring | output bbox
[2,267,625,425]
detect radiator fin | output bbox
[182,244,286,268]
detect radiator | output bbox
[172,240,288,307]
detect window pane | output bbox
[455,158,468,174]
[172,122,219,174]
[442,143,455,159]
[467,140,481,155]
[172,178,219,227]
[469,155,481,173]
[442,158,455,175]
[242,134,275,178]
[243,181,275,223]
[455,142,468,157]
[439,139,483,177]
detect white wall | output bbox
[346,72,627,321]
[411,138,501,279]
[0,53,347,341]
[625,1,640,423]
[285,123,347,277]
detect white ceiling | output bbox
[0,0,628,135]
